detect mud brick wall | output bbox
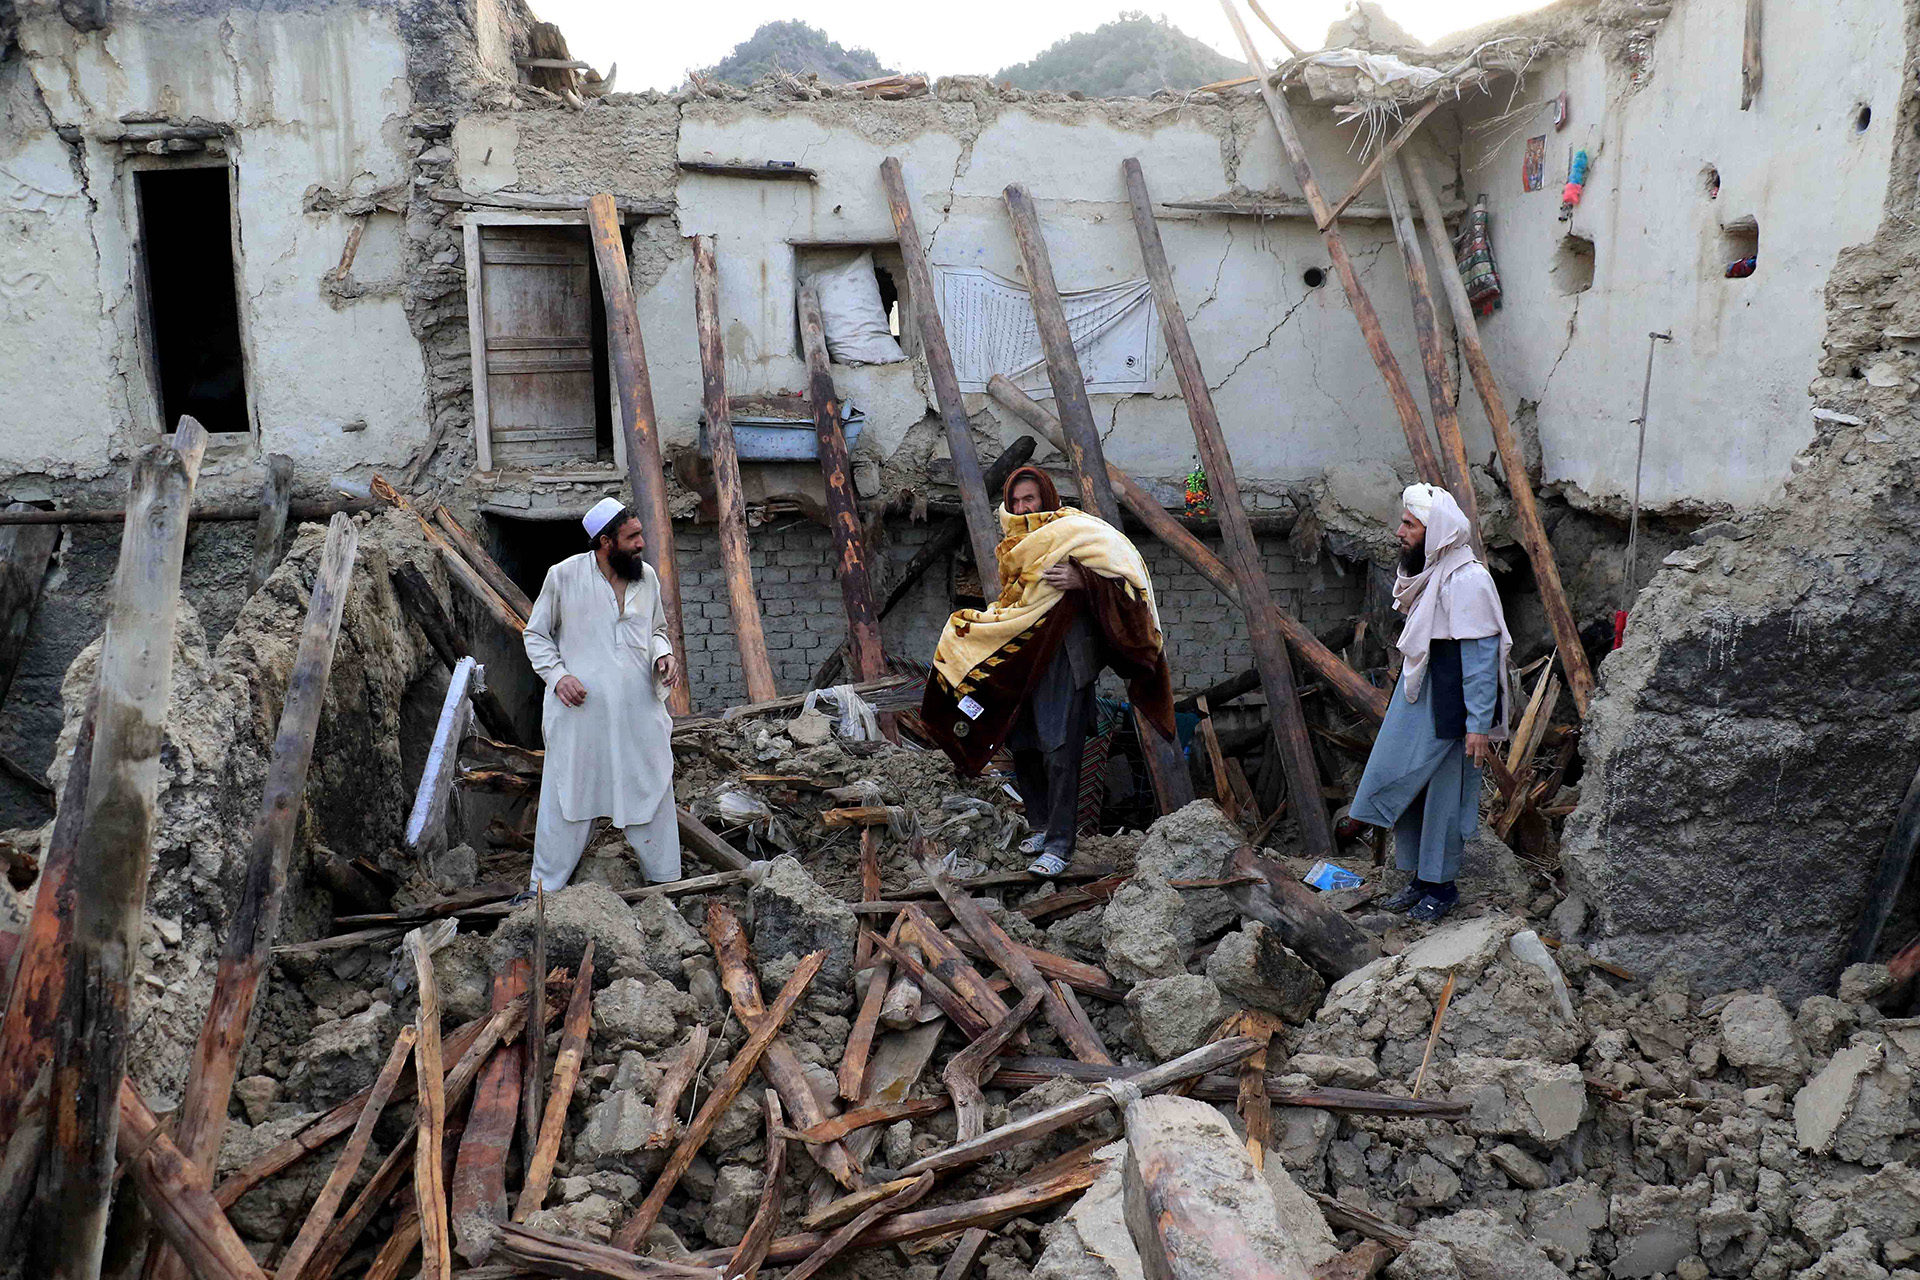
[670,519,1366,713]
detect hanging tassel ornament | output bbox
[1184,464,1213,518]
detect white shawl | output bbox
[1392,487,1515,740]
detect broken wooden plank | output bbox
[153,513,361,1280]
[1307,1191,1412,1252]
[1218,1,1444,488]
[1017,873,1130,922]
[693,234,778,704]
[0,500,371,528]
[725,1092,787,1280]
[373,475,526,636]
[434,506,535,619]
[899,905,1017,1032]
[940,1229,993,1280]
[1401,160,1593,715]
[984,1058,1469,1116]
[796,284,887,687]
[496,1221,723,1278]
[921,849,1110,1064]
[612,951,826,1249]
[451,960,529,1263]
[902,1038,1260,1176]
[841,925,892,1102]
[117,1079,269,1280]
[793,1096,949,1147]
[44,418,208,1278]
[248,454,294,594]
[1000,182,1193,816]
[985,377,1387,726]
[880,156,1000,586]
[1226,846,1382,980]
[278,1025,418,1280]
[1125,156,1338,863]
[405,655,479,858]
[1196,695,1238,820]
[587,193,689,714]
[1051,980,1110,1063]
[788,1174,934,1280]
[516,940,595,1221]
[643,1024,708,1150]
[410,929,453,1280]
[862,930,990,1040]
[679,806,756,873]
[707,905,862,1189]
[679,160,817,181]
[946,991,1042,1141]
[389,563,523,743]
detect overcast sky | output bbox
[532,1,1543,94]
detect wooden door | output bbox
[466,224,598,468]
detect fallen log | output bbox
[680,807,755,873]
[612,951,826,1249]
[724,1092,786,1280]
[516,941,596,1221]
[405,656,480,859]
[373,475,524,636]
[940,1229,992,1280]
[451,960,528,1262]
[434,506,534,619]
[707,905,862,1188]
[46,419,208,1276]
[1307,1191,1412,1252]
[902,1037,1260,1176]
[117,1080,269,1280]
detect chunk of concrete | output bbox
[1797,1038,1883,1153]
[1124,974,1224,1061]
[629,893,708,984]
[1444,1056,1585,1145]
[1488,1144,1549,1190]
[595,976,697,1054]
[706,1165,762,1247]
[1525,1179,1608,1262]
[1206,922,1327,1022]
[1284,1054,1380,1089]
[749,854,859,997]
[1717,991,1806,1086]
[283,1000,397,1110]
[1609,1183,1705,1278]
[1134,801,1244,936]
[1121,1094,1319,1280]
[1032,1142,1144,1280]
[1102,872,1193,985]
[491,882,658,982]
[1392,1209,1564,1280]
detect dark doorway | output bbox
[136,167,250,434]
[483,512,592,603]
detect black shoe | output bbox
[1408,894,1456,924]
[1380,883,1427,912]
[508,888,538,907]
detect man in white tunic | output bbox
[521,498,681,894]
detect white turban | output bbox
[1401,483,1442,526]
[583,496,626,539]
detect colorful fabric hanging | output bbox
[1184,465,1213,518]
[1454,195,1502,317]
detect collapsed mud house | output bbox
[2,0,1920,1274]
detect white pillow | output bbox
[803,250,906,366]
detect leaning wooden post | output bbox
[0,502,59,711]
[586,192,690,714]
[1122,158,1337,864]
[692,236,778,704]
[248,454,294,594]
[150,514,361,1280]
[1380,157,1482,548]
[1403,158,1595,715]
[44,416,208,1280]
[880,157,1002,590]
[1000,182,1194,815]
[796,285,887,686]
[117,1081,270,1280]
[1218,0,1445,487]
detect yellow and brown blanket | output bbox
[923,506,1176,775]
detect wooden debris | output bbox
[404,655,480,859]
[793,1096,949,1146]
[278,1024,418,1280]
[389,563,522,744]
[692,234,778,704]
[612,950,826,1249]
[1225,845,1382,979]
[451,960,529,1262]
[248,454,293,594]
[525,884,548,1179]
[679,807,756,873]
[1412,971,1458,1099]
[643,1024,709,1149]
[940,1229,993,1280]
[1232,1011,1285,1171]
[841,908,894,1103]
[496,1221,723,1279]
[1307,1191,1412,1251]
[1017,873,1129,922]
[372,475,525,636]
[587,193,689,714]
[801,1175,920,1233]
[982,1057,1468,1117]
[863,929,992,1040]
[1195,694,1239,820]
[45,419,208,1276]
[823,805,907,828]
[947,990,1043,1141]
[433,506,534,618]
[787,1173,934,1280]
[1318,100,1442,230]
[152,514,361,1280]
[116,1079,269,1280]
[904,1038,1259,1176]
[899,905,1016,1032]
[718,675,912,722]
[1311,1241,1393,1280]
[516,940,597,1220]
[708,905,862,1188]
[409,929,453,1280]
[725,1092,787,1280]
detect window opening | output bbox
[1721,217,1759,279]
[136,167,250,433]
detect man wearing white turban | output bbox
[1350,483,1512,922]
[519,497,682,896]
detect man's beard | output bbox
[607,547,643,579]
[1398,543,1426,576]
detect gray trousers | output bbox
[1010,681,1096,860]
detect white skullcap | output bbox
[583,496,626,539]
[1402,483,1441,525]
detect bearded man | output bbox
[521,497,681,896]
[1350,484,1513,923]
[922,466,1176,877]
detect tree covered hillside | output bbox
[702,20,894,86]
[994,12,1242,97]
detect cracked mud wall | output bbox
[1456,0,1907,516]
[1561,0,1920,1001]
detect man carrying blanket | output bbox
[922,466,1177,877]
